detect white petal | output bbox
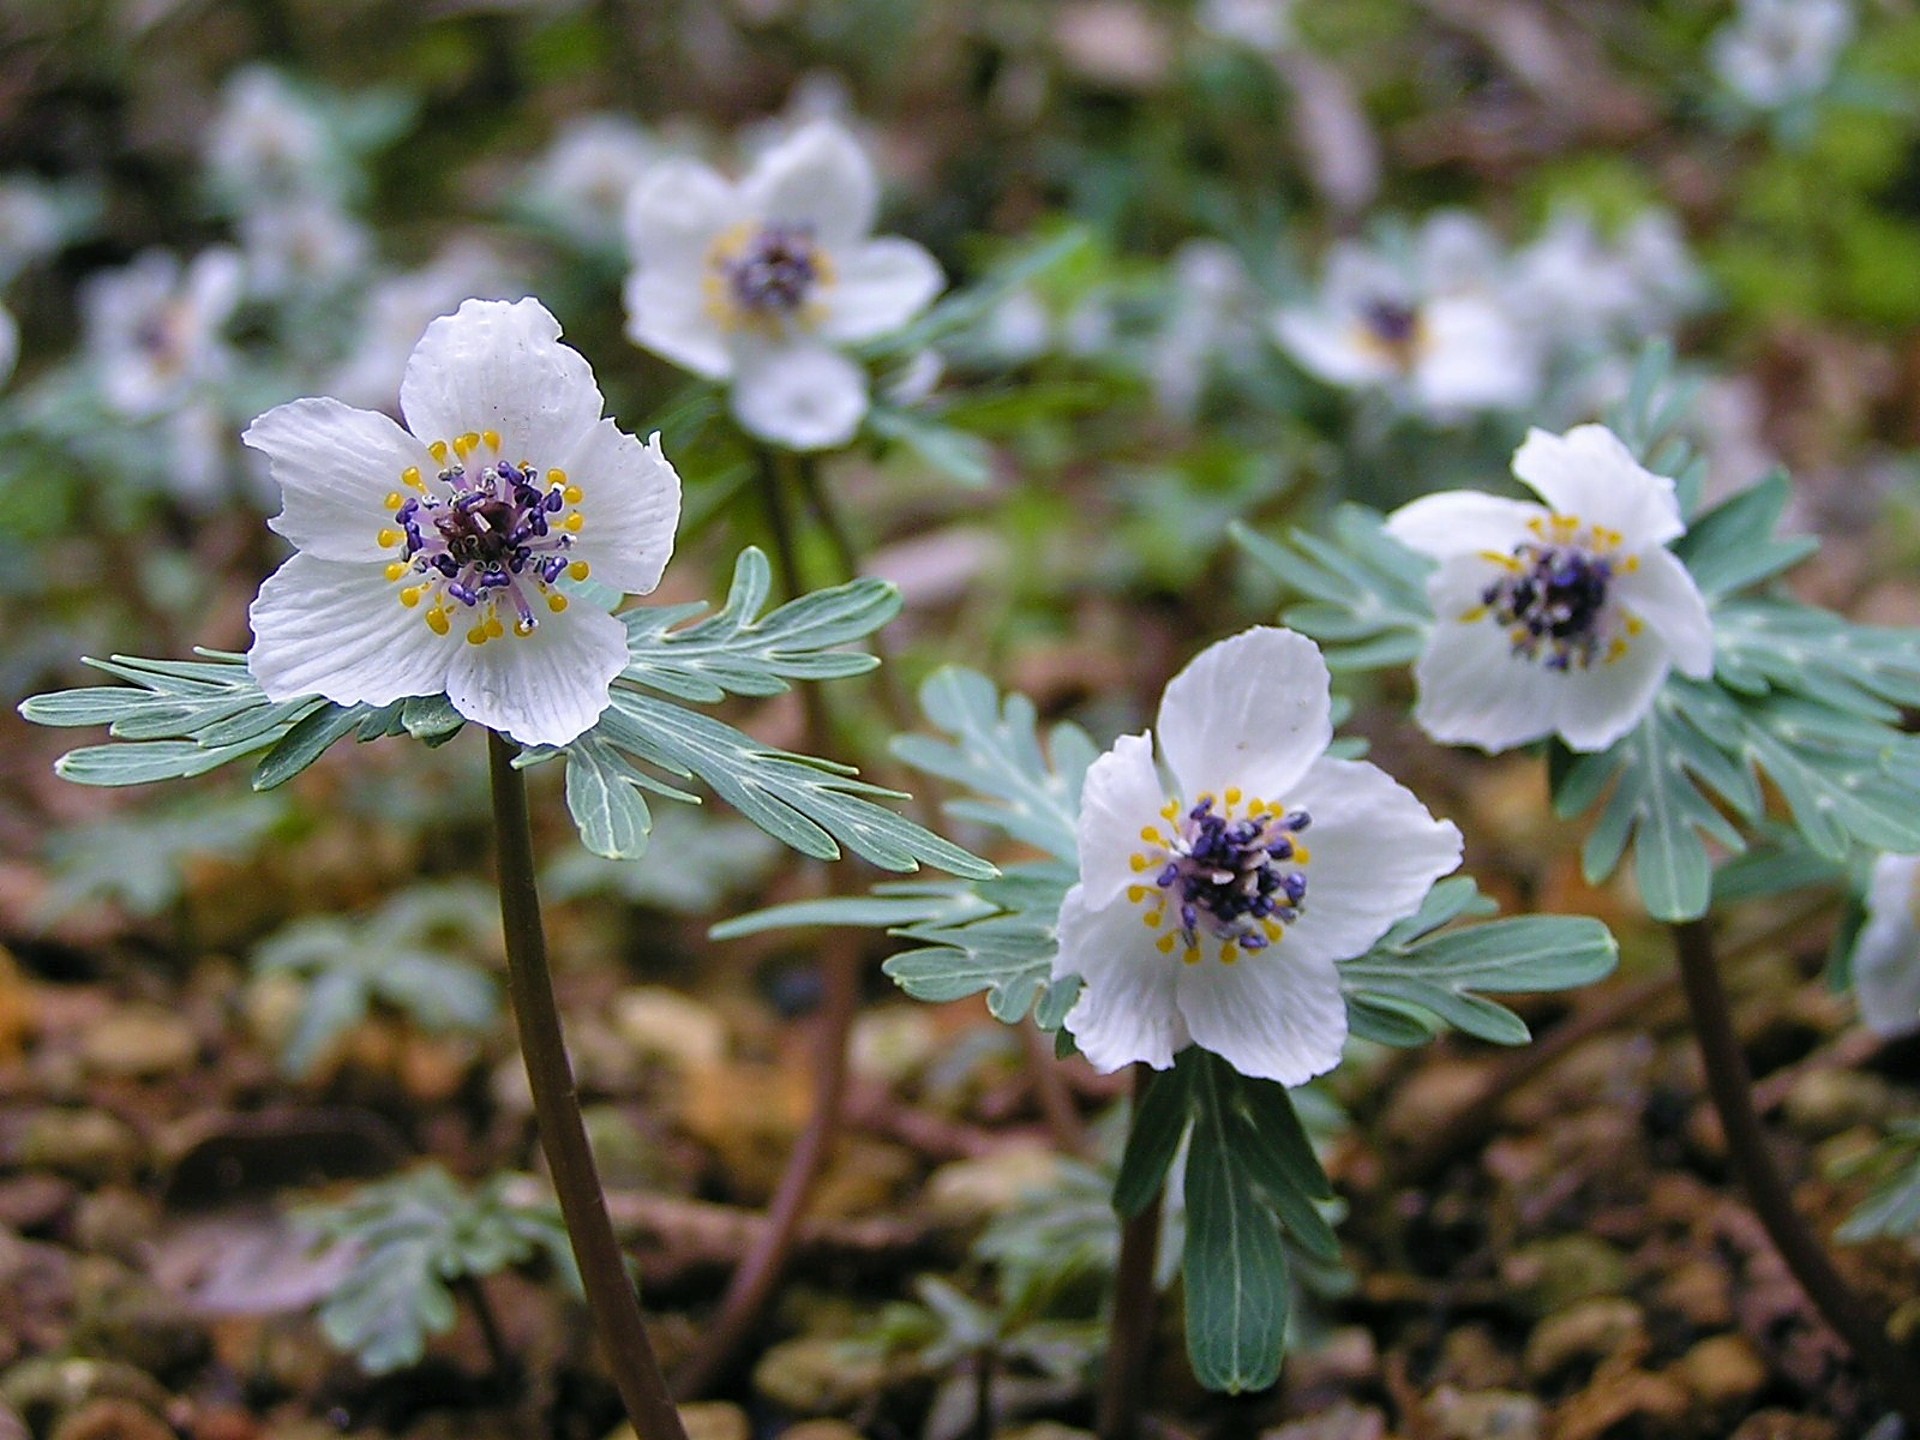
[1855,855,1920,1039]
[185,246,246,329]
[1176,948,1347,1086]
[1156,627,1332,806]
[1547,632,1670,753]
[1618,547,1714,679]
[1273,307,1394,388]
[443,603,629,746]
[246,397,436,562]
[740,120,877,252]
[1412,296,1540,415]
[0,304,16,387]
[1412,615,1563,752]
[1075,732,1169,907]
[248,554,455,705]
[730,340,869,451]
[400,297,604,464]
[1385,491,1543,562]
[1054,884,1188,1073]
[1512,425,1685,547]
[1280,755,1462,964]
[623,270,732,379]
[816,238,943,344]
[622,158,738,274]
[555,422,681,595]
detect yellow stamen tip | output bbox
[1139,826,1161,843]
[1248,799,1267,816]
[376,527,402,548]
[1293,845,1311,865]
[1183,948,1202,966]
[485,616,504,638]
[425,608,450,636]
[399,584,423,606]
[1130,854,1152,872]
[547,593,569,613]
[567,560,590,581]
[481,429,501,452]
[562,513,584,532]
[1156,934,1177,954]
[1221,944,1238,965]
[384,491,403,510]
[402,466,424,489]
[546,468,567,487]
[428,441,449,464]
[1623,555,1640,573]
[1224,787,1242,807]
[1127,885,1148,903]
[563,484,583,505]
[467,627,489,646]
[1160,801,1179,820]
[386,562,409,582]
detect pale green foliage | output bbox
[296,1166,574,1375]
[252,881,501,1077]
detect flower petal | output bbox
[1411,296,1539,415]
[400,297,604,463]
[1273,307,1394,388]
[1385,491,1543,563]
[623,157,738,275]
[1054,883,1189,1073]
[1618,547,1714,679]
[245,397,436,562]
[1855,854,1920,1039]
[1156,627,1332,806]
[1075,732,1168,906]
[1279,755,1461,965]
[443,603,629,747]
[248,553,455,705]
[816,237,944,343]
[623,270,732,379]
[1512,425,1685,547]
[740,120,877,253]
[555,422,682,596]
[1175,947,1347,1085]
[1547,630,1671,753]
[1411,613,1564,752]
[730,339,869,451]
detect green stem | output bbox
[488,732,688,1440]
[1671,917,1920,1429]
[1097,1065,1163,1440]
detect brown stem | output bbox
[487,733,688,1440]
[670,452,864,1397]
[1098,1065,1164,1440]
[1671,917,1920,1429]
[455,1273,515,1393]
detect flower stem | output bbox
[1670,917,1920,1428]
[670,451,864,1396]
[487,732,688,1440]
[1097,1065,1163,1440]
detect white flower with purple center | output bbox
[83,247,243,419]
[246,297,681,748]
[622,118,944,451]
[1385,425,1715,754]
[1852,854,1920,1040]
[1273,212,1540,421]
[1052,627,1463,1085]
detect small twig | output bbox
[488,733,687,1440]
[1097,1065,1164,1440]
[454,1273,516,1394]
[971,1344,996,1440]
[1671,916,1920,1429]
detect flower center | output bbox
[1469,514,1642,671]
[1127,789,1312,965]
[376,430,590,647]
[1357,296,1424,370]
[704,221,835,331]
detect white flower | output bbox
[0,301,17,387]
[82,247,244,418]
[1385,425,1715,754]
[246,297,681,747]
[0,175,65,285]
[525,114,662,249]
[204,65,341,207]
[1198,0,1295,55]
[1853,854,1920,1039]
[1150,239,1258,422]
[1052,627,1463,1085]
[238,197,372,298]
[328,243,520,412]
[1274,212,1540,420]
[622,118,944,451]
[1711,0,1853,111]
[1511,210,1704,359]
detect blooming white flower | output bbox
[0,175,65,285]
[525,114,662,250]
[1052,627,1463,1085]
[623,118,944,451]
[246,297,681,747]
[204,65,342,207]
[1385,425,1715,754]
[1711,0,1853,111]
[238,196,372,298]
[83,247,244,419]
[1274,212,1540,420]
[1853,854,1920,1039]
[1150,239,1260,422]
[1511,210,1703,358]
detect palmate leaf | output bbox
[296,1166,573,1375]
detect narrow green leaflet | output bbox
[1672,474,1817,600]
[1837,1121,1920,1243]
[296,1167,574,1375]
[619,546,897,702]
[1338,877,1619,1046]
[1229,510,1429,673]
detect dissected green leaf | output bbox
[1229,510,1429,673]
